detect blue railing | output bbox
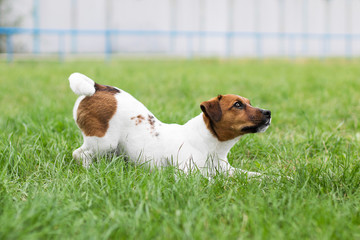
[1,27,359,62]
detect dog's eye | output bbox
[233,101,244,109]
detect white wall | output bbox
[5,0,360,57]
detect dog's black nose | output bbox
[262,110,271,118]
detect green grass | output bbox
[0,59,360,239]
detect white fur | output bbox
[70,74,264,177]
[69,73,96,96]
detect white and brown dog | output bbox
[69,73,271,177]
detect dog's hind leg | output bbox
[73,134,120,168]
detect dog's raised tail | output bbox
[69,73,96,96]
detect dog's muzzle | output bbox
[257,109,271,133]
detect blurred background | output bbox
[1,0,360,61]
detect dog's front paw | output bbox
[73,148,93,168]
[244,171,262,178]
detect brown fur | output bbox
[131,115,145,125]
[76,84,119,137]
[148,114,156,129]
[147,114,160,137]
[130,114,159,136]
[201,94,268,141]
[94,83,120,94]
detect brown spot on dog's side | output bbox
[76,90,117,137]
[131,114,145,125]
[147,115,160,137]
[201,94,269,141]
[148,114,155,129]
[94,83,120,94]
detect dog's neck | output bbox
[185,114,241,159]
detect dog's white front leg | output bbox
[237,169,261,177]
[218,160,261,178]
[72,146,94,168]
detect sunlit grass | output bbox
[0,59,360,239]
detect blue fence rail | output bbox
[1,27,360,62]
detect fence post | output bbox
[345,0,352,59]
[288,34,296,59]
[187,32,194,59]
[278,0,285,57]
[71,0,78,54]
[254,0,262,58]
[302,0,308,56]
[58,32,65,62]
[105,30,111,61]
[322,0,331,59]
[198,0,206,56]
[6,33,13,63]
[105,0,112,61]
[170,0,177,53]
[33,0,40,54]
[226,0,234,58]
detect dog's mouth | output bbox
[241,118,271,133]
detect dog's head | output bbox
[200,94,271,141]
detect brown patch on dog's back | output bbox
[95,83,120,94]
[76,84,119,137]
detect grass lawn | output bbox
[0,59,360,239]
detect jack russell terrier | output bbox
[69,73,271,177]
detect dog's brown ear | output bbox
[200,95,222,122]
